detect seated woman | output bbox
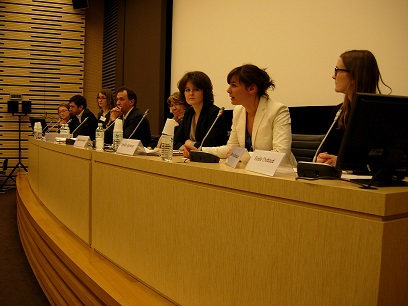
[149,92,189,149]
[168,91,189,130]
[173,71,229,150]
[316,50,391,166]
[57,103,77,133]
[96,89,115,128]
[184,64,296,166]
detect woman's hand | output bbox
[183,140,197,158]
[316,152,337,166]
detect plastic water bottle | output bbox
[95,123,104,151]
[60,124,67,136]
[34,122,42,139]
[112,119,123,151]
[160,134,173,162]
[160,118,175,162]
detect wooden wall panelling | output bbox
[0,0,85,186]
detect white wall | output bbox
[171,0,408,108]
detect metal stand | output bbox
[0,113,28,190]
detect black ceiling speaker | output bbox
[72,0,89,9]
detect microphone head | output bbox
[218,107,225,116]
[334,108,342,120]
[144,109,150,116]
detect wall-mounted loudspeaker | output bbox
[72,0,88,9]
[7,100,19,113]
[22,100,32,114]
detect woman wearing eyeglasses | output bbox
[167,91,189,127]
[148,92,189,149]
[316,50,391,166]
[57,103,77,132]
[96,89,116,128]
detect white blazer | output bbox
[203,97,296,165]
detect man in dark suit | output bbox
[68,95,98,140]
[104,86,151,146]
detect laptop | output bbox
[29,117,48,133]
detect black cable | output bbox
[295,175,377,189]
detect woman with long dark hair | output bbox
[317,50,391,166]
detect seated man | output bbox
[105,86,151,147]
[68,95,98,140]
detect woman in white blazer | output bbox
[185,64,296,166]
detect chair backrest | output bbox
[291,134,325,162]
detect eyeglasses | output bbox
[334,67,350,76]
[169,103,183,108]
[58,109,68,113]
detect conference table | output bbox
[17,137,408,305]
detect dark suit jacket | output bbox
[173,104,229,150]
[72,109,98,140]
[104,107,151,147]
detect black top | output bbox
[71,109,98,140]
[321,104,345,155]
[97,109,112,129]
[173,104,229,150]
[104,107,151,147]
[245,128,253,152]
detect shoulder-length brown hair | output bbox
[177,71,214,108]
[97,88,115,110]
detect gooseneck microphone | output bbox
[44,119,62,133]
[312,108,342,162]
[297,108,343,179]
[105,119,116,130]
[71,117,89,136]
[198,107,224,150]
[128,109,150,139]
[42,119,55,133]
[190,107,225,163]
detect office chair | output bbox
[291,134,325,162]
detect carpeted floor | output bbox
[0,188,50,305]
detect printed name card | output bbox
[44,132,60,143]
[245,150,286,176]
[116,139,146,156]
[73,135,90,148]
[226,147,247,168]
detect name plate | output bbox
[44,132,60,143]
[116,139,146,156]
[226,147,247,168]
[73,135,90,148]
[245,150,285,176]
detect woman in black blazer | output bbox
[173,71,229,150]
